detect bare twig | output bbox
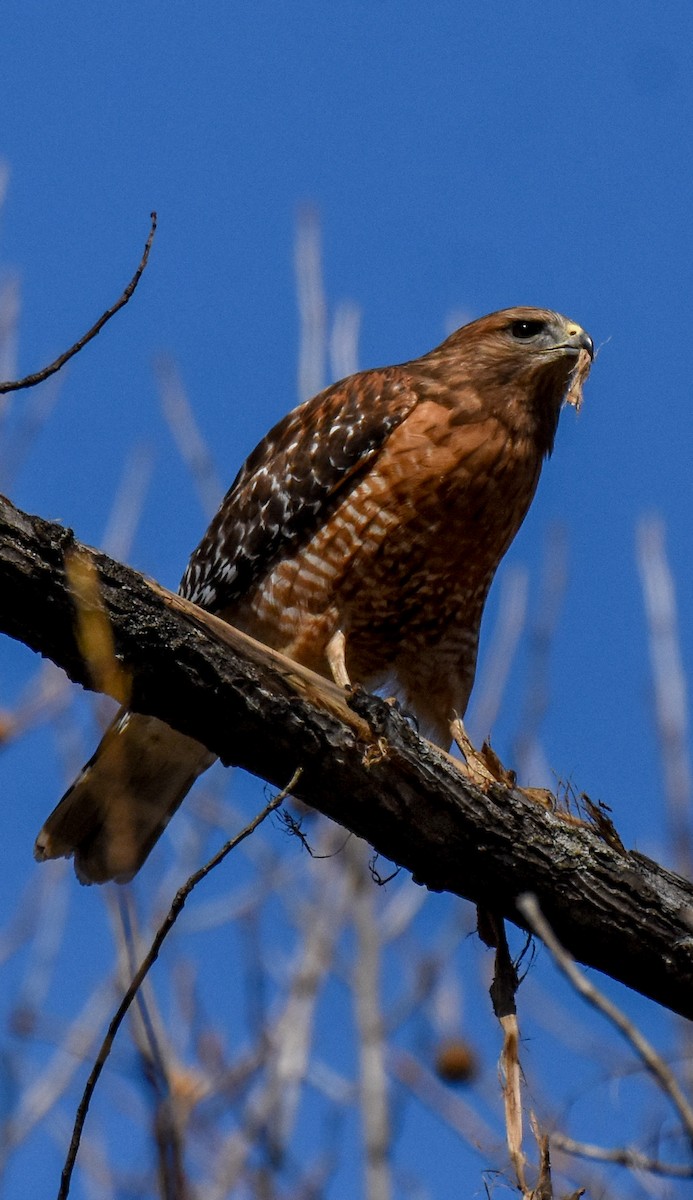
[637,517,693,1100]
[0,213,157,395]
[295,206,326,402]
[350,840,391,1200]
[64,549,131,706]
[155,356,223,520]
[57,774,298,1200]
[469,564,529,741]
[329,301,360,382]
[637,515,693,876]
[551,1132,693,1179]
[7,863,70,1078]
[514,524,568,786]
[100,443,154,563]
[529,1114,556,1200]
[111,888,180,1106]
[488,918,527,1193]
[208,823,347,1197]
[4,978,117,1154]
[0,272,20,387]
[517,893,693,1145]
[0,374,62,489]
[387,1047,495,1153]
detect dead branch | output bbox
[0,214,157,394]
[2,494,693,1021]
[387,1047,496,1154]
[208,836,347,1197]
[637,516,693,879]
[58,783,293,1200]
[551,1132,693,1180]
[350,840,392,1200]
[517,893,693,1145]
[154,356,223,520]
[488,919,527,1192]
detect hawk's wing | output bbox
[180,368,420,613]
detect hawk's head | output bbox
[433,305,594,456]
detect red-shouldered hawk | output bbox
[35,307,593,883]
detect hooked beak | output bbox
[563,323,594,360]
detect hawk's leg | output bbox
[451,717,498,786]
[326,628,352,689]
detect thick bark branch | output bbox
[1,493,692,1019]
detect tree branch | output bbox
[0,213,157,394]
[1,492,693,1019]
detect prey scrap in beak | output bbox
[560,318,593,412]
[564,345,593,413]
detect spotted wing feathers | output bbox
[180,369,419,613]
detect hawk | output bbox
[35,306,593,883]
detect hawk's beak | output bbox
[564,324,594,360]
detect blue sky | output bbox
[1,2,693,1197]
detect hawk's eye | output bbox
[509,319,546,341]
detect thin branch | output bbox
[0,213,157,394]
[488,917,527,1193]
[513,523,568,786]
[517,892,693,1145]
[469,564,528,741]
[0,372,61,488]
[551,1132,693,1179]
[637,516,693,1099]
[154,356,223,520]
[329,300,360,382]
[4,977,117,1154]
[100,443,154,563]
[387,1047,495,1154]
[208,832,346,1198]
[111,889,181,1111]
[0,272,20,387]
[58,775,298,1200]
[64,548,131,706]
[637,515,693,876]
[295,206,326,402]
[350,840,392,1200]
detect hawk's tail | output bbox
[34,711,215,884]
